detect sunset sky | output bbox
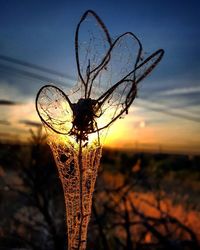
[0,0,200,154]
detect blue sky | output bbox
[0,0,200,153]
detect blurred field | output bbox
[0,129,200,250]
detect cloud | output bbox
[19,119,42,128]
[0,100,19,105]
[0,80,24,101]
[159,86,200,96]
[0,120,11,125]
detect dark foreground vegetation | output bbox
[0,129,200,250]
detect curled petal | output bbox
[36,85,73,134]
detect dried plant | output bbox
[36,10,164,250]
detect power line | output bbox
[0,63,71,87]
[0,54,74,80]
[0,54,199,123]
[136,100,200,123]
